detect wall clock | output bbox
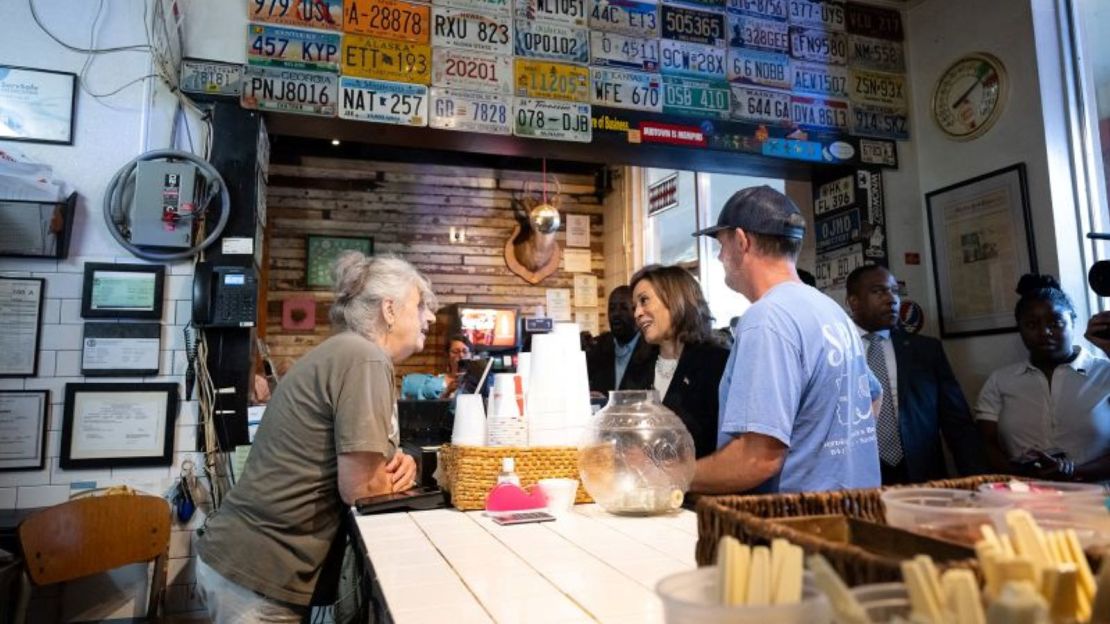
[931,53,1008,141]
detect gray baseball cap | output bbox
[692,185,806,240]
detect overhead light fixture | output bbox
[331,139,341,146]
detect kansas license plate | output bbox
[341,34,430,83]
[849,68,905,108]
[848,34,904,72]
[339,76,428,125]
[815,242,863,289]
[247,24,340,70]
[590,67,661,112]
[433,7,513,55]
[431,48,513,94]
[662,75,728,118]
[514,59,590,101]
[515,0,586,27]
[729,85,790,125]
[789,27,847,64]
[433,0,511,18]
[660,39,725,80]
[816,208,860,253]
[344,0,431,43]
[727,14,788,53]
[513,98,592,141]
[787,0,844,30]
[249,0,342,30]
[429,87,512,134]
[790,94,848,130]
[661,5,726,47]
[589,31,659,71]
[726,47,789,89]
[181,59,243,95]
[790,60,846,97]
[588,0,659,38]
[851,102,908,139]
[845,2,901,40]
[515,20,589,64]
[725,0,786,20]
[813,175,854,216]
[242,66,337,116]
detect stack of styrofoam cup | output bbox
[486,373,527,446]
[451,394,486,446]
[525,322,592,446]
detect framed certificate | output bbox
[60,383,179,469]
[0,277,44,377]
[0,65,77,145]
[81,262,165,320]
[0,390,49,471]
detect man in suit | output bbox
[847,265,988,484]
[587,286,654,393]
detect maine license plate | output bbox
[429,87,511,134]
[431,48,513,93]
[659,39,725,80]
[725,0,786,21]
[729,85,790,125]
[433,0,511,19]
[726,47,789,89]
[848,68,905,108]
[813,175,854,216]
[433,7,513,55]
[181,59,243,95]
[513,98,592,141]
[787,0,844,31]
[661,5,726,47]
[339,76,428,125]
[514,59,590,101]
[515,0,587,27]
[790,94,848,130]
[816,208,860,253]
[588,0,659,38]
[344,0,431,43]
[247,24,340,70]
[242,66,337,115]
[815,242,863,289]
[851,102,908,139]
[515,19,589,64]
[590,67,662,112]
[249,0,343,30]
[790,60,846,97]
[848,34,904,72]
[727,14,788,53]
[662,75,728,118]
[789,27,847,64]
[341,34,431,83]
[589,31,659,71]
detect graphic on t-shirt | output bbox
[821,320,874,427]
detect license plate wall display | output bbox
[182,59,243,96]
[727,14,788,53]
[433,0,511,18]
[249,24,341,70]
[811,164,888,293]
[726,0,786,21]
[250,0,343,30]
[815,207,860,253]
[515,0,587,26]
[514,59,591,101]
[513,98,592,141]
[661,5,726,47]
[339,76,429,125]
[813,174,853,216]
[515,20,589,64]
[659,39,725,80]
[242,66,338,115]
[429,87,512,133]
[726,47,789,89]
[432,7,513,55]
[432,48,513,93]
[590,67,663,112]
[342,34,431,83]
[789,27,847,65]
[790,94,847,131]
[850,102,907,140]
[815,241,863,290]
[845,2,902,40]
[787,0,844,30]
[588,0,660,38]
[662,75,728,118]
[589,31,660,71]
[848,34,903,72]
[729,85,790,125]
[790,60,846,98]
[345,0,431,43]
[848,67,905,109]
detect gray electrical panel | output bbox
[130,161,199,248]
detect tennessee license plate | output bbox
[816,208,860,253]
[247,24,340,70]
[242,66,337,116]
[790,60,847,97]
[431,48,513,93]
[848,34,904,72]
[789,27,847,64]
[813,175,854,216]
[341,35,431,83]
[433,0,511,18]
[661,5,726,47]
[849,68,906,108]
[339,76,428,125]
[729,85,790,125]
[726,47,789,89]
[589,31,659,71]
[727,14,788,53]
[790,94,848,130]
[588,0,659,38]
[344,0,430,43]
[725,0,786,20]
[515,0,586,27]
[181,59,243,95]
[590,67,662,112]
[662,75,728,118]
[851,103,908,139]
[787,0,844,30]
[429,87,511,134]
[433,7,513,55]
[249,0,342,30]
[659,39,725,80]
[514,59,590,101]
[515,20,589,64]
[513,98,592,141]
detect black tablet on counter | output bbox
[355,486,448,515]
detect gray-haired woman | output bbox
[195,252,437,623]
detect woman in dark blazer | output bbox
[620,265,730,458]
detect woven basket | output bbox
[438,444,593,510]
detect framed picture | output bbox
[925,163,1037,338]
[81,262,165,320]
[305,235,373,289]
[0,390,49,471]
[0,65,77,145]
[0,277,44,377]
[60,383,179,470]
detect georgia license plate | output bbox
[433,7,513,55]
[589,31,659,71]
[848,68,906,108]
[513,59,590,101]
[515,0,586,27]
[659,39,725,80]
[344,0,431,43]
[790,94,848,130]
[513,97,592,141]
[431,48,513,94]
[181,59,243,95]
[339,76,428,125]
[813,175,854,216]
[848,34,904,72]
[590,67,662,112]
[661,5,726,47]
[662,75,728,118]
[789,27,847,64]
[242,66,337,116]
[729,84,790,125]
[790,60,847,97]
[247,24,340,70]
[725,0,786,20]
[249,0,342,30]
[433,0,511,18]
[588,0,659,38]
[515,19,589,64]
[429,87,512,134]
[816,208,860,253]
[787,0,844,30]
[727,14,789,53]
[851,102,908,139]
[726,47,789,89]
[341,34,431,83]
[815,242,863,289]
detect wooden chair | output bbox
[16,495,171,623]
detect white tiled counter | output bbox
[351,504,698,624]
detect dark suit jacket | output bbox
[586,333,655,393]
[619,341,731,459]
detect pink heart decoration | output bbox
[485,483,548,512]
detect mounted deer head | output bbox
[505,178,563,285]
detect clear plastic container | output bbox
[977,480,1110,548]
[881,488,1012,545]
[849,582,910,623]
[655,566,830,624]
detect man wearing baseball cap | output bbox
[690,186,882,493]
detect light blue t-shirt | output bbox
[717,282,881,493]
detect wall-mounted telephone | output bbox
[193,262,258,328]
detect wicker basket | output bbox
[438,444,593,510]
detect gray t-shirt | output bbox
[196,331,398,605]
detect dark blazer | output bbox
[619,340,731,459]
[890,329,988,482]
[586,332,655,393]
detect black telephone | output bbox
[192,262,258,328]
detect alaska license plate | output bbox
[515,19,589,64]
[659,39,725,80]
[249,0,342,30]
[727,14,789,53]
[514,59,590,101]
[848,34,904,72]
[433,7,513,55]
[433,0,511,18]
[787,0,844,30]
[181,59,243,95]
[813,175,854,216]
[339,76,428,125]
[513,98,592,141]
[726,47,789,89]
[851,102,908,139]
[729,84,790,125]
[662,75,728,118]
[588,0,659,38]
[590,67,662,112]
[816,208,860,253]
[431,48,513,93]
[589,31,659,71]
[725,0,786,20]
[790,94,848,130]
[344,0,431,43]
[848,68,906,108]
[248,24,340,70]
[790,60,847,97]
[429,87,512,134]
[789,27,847,64]
[242,66,337,116]
[341,34,431,83]
[515,0,587,27]
[661,5,726,47]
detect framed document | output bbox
[306,235,373,289]
[0,65,77,145]
[81,262,165,320]
[81,323,161,376]
[0,390,49,471]
[61,383,179,469]
[0,277,44,377]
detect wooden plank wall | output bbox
[264,157,608,382]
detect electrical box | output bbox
[130,161,200,248]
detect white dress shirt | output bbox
[856,325,899,410]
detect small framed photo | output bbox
[81,262,165,320]
[306,235,373,289]
[61,383,178,470]
[0,390,49,471]
[0,65,77,145]
[0,277,45,377]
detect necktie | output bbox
[866,333,903,465]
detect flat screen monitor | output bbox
[454,305,519,351]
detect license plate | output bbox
[815,242,863,289]
[787,0,844,30]
[515,20,589,64]
[514,59,590,101]
[247,24,340,70]
[341,35,431,83]
[181,59,243,95]
[669,0,725,10]
[845,2,901,40]
[849,68,905,108]
[431,48,513,93]
[661,5,726,47]
[659,39,725,80]
[344,0,431,43]
[727,15,789,53]
[433,7,513,55]
[850,102,908,139]
[729,85,790,125]
[248,0,342,30]
[515,0,587,27]
[590,67,662,112]
[662,76,728,118]
[339,76,428,125]
[790,94,848,130]
[789,27,847,64]
[589,31,659,71]
[242,66,337,116]
[429,87,512,134]
[588,0,659,38]
[815,208,860,253]
[790,60,846,97]
[814,175,854,216]
[433,0,511,18]
[513,98,592,141]
[859,138,897,166]
[725,0,786,20]
[848,34,904,72]
[726,48,789,89]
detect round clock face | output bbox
[932,53,1007,140]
